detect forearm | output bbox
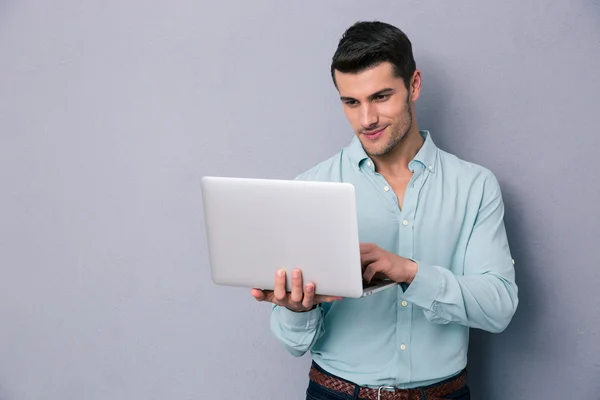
[401,262,518,333]
[269,304,325,356]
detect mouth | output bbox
[362,126,387,140]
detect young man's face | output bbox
[334,62,420,157]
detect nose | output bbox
[360,104,378,129]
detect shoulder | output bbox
[294,150,348,182]
[438,149,502,198]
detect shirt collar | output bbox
[347,130,438,173]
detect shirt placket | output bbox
[396,165,431,386]
[365,163,431,387]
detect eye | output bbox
[374,94,390,101]
[343,100,359,107]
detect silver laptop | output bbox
[200,176,397,298]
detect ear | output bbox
[409,70,422,102]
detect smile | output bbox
[362,126,387,140]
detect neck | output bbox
[372,127,424,177]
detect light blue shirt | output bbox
[270,130,518,388]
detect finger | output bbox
[363,261,383,283]
[289,269,304,304]
[251,288,265,301]
[252,289,275,302]
[360,242,376,254]
[361,251,379,267]
[301,282,316,309]
[273,269,287,303]
[373,272,387,281]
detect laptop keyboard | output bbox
[362,279,393,290]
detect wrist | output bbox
[404,259,418,284]
[286,304,317,313]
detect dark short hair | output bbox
[331,21,416,89]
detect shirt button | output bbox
[400,344,406,351]
[402,220,409,226]
[367,161,372,168]
[401,301,408,307]
[428,165,433,171]
[384,186,390,192]
[512,259,515,265]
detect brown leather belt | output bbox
[309,363,467,400]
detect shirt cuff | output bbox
[400,261,443,311]
[275,305,322,329]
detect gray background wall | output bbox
[1,1,598,399]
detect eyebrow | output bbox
[340,88,396,102]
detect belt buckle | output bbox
[377,385,396,400]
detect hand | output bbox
[251,269,343,312]
[360,243,418,284]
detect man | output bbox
[252,21,518,400]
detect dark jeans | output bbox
[306,376,470,400]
